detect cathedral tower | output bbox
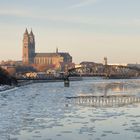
[22,28,35,64]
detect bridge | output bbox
[66,95,140,107]
[15,64,140,80]
[13,64,140,87]
[1,64,139,86]
[67,65,140,79]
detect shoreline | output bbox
[0,76,83,92]
[0,85,16,92]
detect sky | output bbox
[0,0,140,64]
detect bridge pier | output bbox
[64,77,70,87]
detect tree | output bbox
[0,67,17,86]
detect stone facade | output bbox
[34,53,63,69]
[22,29,72,69]
[22,29,35,64]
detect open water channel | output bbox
[1,78,140,140]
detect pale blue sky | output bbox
[0,0,140,63]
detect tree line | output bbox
[0,67,17,86]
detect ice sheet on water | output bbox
[1,79,140,140]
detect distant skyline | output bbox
[0,0,140,64]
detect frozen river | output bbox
[1,78,140,140]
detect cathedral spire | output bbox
[30,28,34,36]
[24,28,28,35]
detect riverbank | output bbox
[0,76,83,92]
[0,85,15,92]
[17,76,83,84]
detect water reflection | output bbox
[67,80,140,108]
[100,82,126,96]
[88,80,140,96]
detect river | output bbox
[1,78,140,140]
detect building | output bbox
[22,29,72,69]
[127,63,140,69]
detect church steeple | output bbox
[22,28,35,64]
[24,28,28,35]
[29,29,35,47]
[30,29,34,36]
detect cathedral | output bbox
[22,29,72,69]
